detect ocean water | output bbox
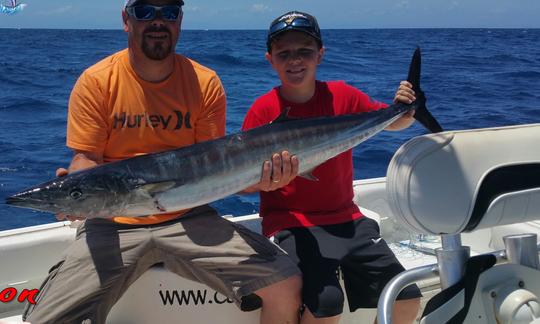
[1,28,539,231]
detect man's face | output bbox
[123,0,183,60]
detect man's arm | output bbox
[56,150,103,177]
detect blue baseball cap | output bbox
[267,11,322,52]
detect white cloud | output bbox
[395,1,410,9]
[250,4,269,13]
[36,5,74,16]
[185,6,200,12]
[449,1,460,10]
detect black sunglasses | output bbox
[268,17,318,38]
[126,5,182,22]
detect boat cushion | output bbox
[386,124,540,235]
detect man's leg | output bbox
[153,206,302,324]
[23,220,157,324]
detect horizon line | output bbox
[0,26,539,31]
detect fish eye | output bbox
[69,188,83,200]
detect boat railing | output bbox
[377,237,540,324]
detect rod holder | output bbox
[503,233,539,269]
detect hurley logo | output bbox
[113,110,192,130]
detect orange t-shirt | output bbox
[66,49,226,225]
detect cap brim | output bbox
[269,26,321,42]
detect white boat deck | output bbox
[3,178,537,323]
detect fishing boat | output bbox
[1,123,539,323]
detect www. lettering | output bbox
[0,288,38,304]
[159,289,234,306]
[113,111,192,130]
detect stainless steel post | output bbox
[503,233,539,269]
[436,234,470,289]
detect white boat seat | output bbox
[386,124,540,235]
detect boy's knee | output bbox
[305,285,345,318]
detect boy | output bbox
[242,11,421,324]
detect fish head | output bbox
[5,170,135,218]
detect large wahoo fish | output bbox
[6,48,443,218]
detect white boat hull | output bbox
[2,178,536,323]
[3,123,540,323]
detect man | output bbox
[22,2,302,323]
[242,11,422,324]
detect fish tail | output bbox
[408,47,444,133]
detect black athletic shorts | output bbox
[273,217,422,318]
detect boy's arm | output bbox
[386,81,416,131]
[240,105,299,193]
[242,151,299,193]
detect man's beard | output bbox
[141,27,173,60]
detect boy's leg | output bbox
[23,220,158,324]
[273,227,345,323]
[391,298,421,324]
[153,205,302,324]
[372,298,421,324]
[301,310,340,324]
[340,217,421,324]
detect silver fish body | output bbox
[6,48,442,218]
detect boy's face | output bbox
[266,31,324,89]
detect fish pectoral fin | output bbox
[298,171,319,181]
[139,181,176,195]
[154,200,167,213]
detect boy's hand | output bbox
[243,151,299,193]
[387,81,416,130]
[393,81,416,104]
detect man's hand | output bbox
[56,167,69,177]
[243,151,299,193]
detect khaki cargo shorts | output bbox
[24,205,300,324]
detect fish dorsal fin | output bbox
[270,107,294,124]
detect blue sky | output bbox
[1,0,539,29]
